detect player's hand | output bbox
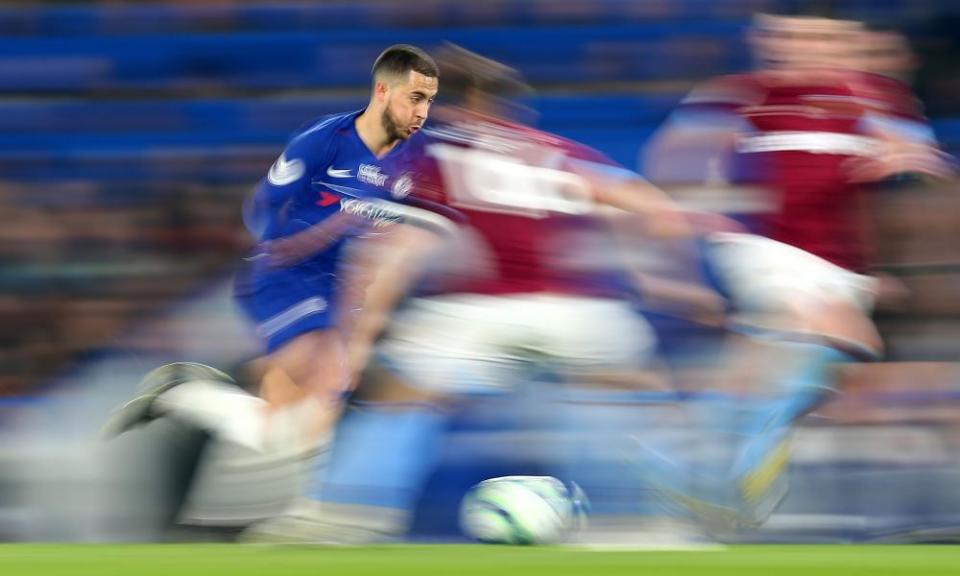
[845,139,955,183]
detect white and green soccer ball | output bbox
[459,476,587,545]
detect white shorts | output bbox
[376,293,657,395]
[707,232,877,330]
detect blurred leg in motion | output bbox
[691,234,882,530]
[242,363,450,544]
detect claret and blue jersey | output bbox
[235,110,416,352]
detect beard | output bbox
[380,105,408,142]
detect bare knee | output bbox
[801,300,882,356]
[266,329,347,399]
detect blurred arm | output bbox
[593,176,694,238]
[265,211,360,267]
[341,210,453,386]
[243,126,349,267]
[571,160,729,324]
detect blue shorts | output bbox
[234,263,339,354]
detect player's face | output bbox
[381,70,438,141]
[860,31,915,78]
[751,15,861,72]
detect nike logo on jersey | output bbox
[326,166,353,179]
[267,154,306,186]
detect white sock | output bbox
[155,379,267,450]
[264,396,334,455]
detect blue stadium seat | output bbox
[0,92,956,183]
[0,22,748,92]
[0,1,780,36]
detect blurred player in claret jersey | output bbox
[643,7,953,529]
[102,46,438,487]
[241,45,717,544]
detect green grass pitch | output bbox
[1,544,958,576]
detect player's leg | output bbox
[534,295,698,538]
[228,268,347,453]
[254,329,346,452]
[242,295,506,543]
[706,233,880,527]
[131,341,345,537]
[253,365,452,543]
[101,361,270,450]
[305,298,488,527]
[105,267,344,453]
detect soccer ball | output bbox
[459,476,585,545]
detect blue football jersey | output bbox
[243,110,411,268]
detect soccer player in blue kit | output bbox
[103,45,439,474]
[233,44,439,445]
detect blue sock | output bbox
[733,342,852,479]
[557,387,684,518]
[308,403,448,513]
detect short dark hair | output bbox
[371,44,439,85]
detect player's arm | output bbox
[246,125,351,267]
[569,156,730,323]
[336,195,461,385]
[566,154,694,238]
[601,200,728,325]
[847,116,955,183]
[266,212,359,267]
[343,222,447,385]
[592,174,694,238]
[632,272,727,327]
[641,76,753,187]
[246,132,319,239]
